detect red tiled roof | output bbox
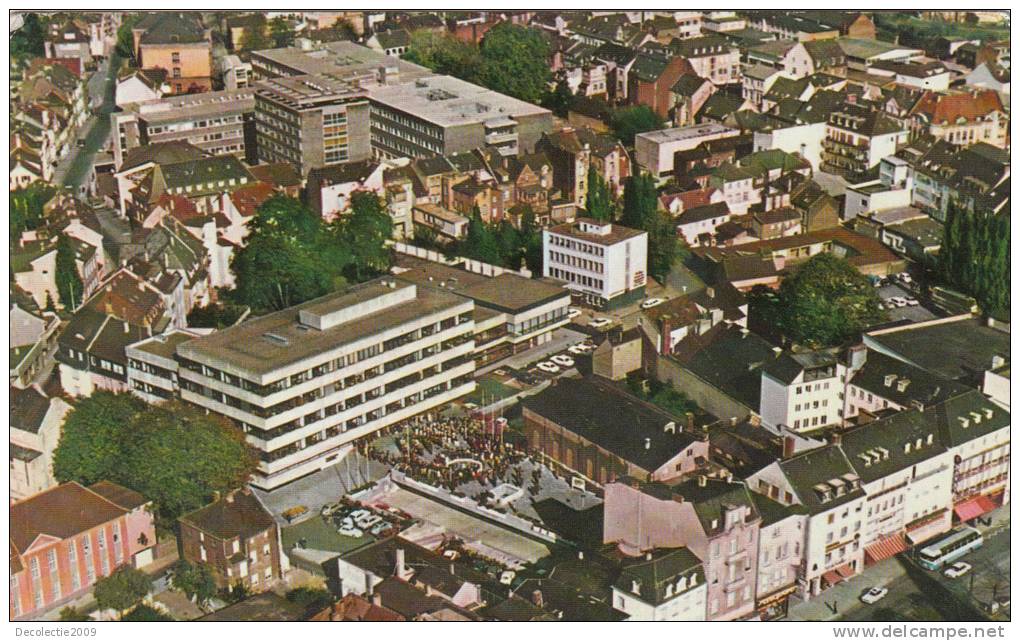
[230,181,276,217]
[10,482,129,554]
[910,89,1004,125]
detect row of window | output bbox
[547,234,606,256]
[548,250,604,274]
[549,266,604,292]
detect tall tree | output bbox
[619,173,677,281]
[10,182,56,240]
[340,191,393,282]
[585,165,613,221]
[542,78,574,118]
[11,13,46,61]
[170,561,217,607]
[610,105,664,146]
[94,567,152,618]
[518,205,544,273]
[115,14,141,60]
[477,23,551,104]
[53,392,145,486]
[269,17,295,48]
[460,206,502,265]
[403,29,480,81]
[773,253,885,347]
[238,14,271,52]
[55,235,84,310]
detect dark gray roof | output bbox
[677,202,729,225]
[928,390,1009,449]
[750,491,807,526]
[673,325,778,412]
[11,443,42,463]
[521,377,701,473]
[851,350,970,408]
[670,476,761,534]
[615,547,704,606]
[10,386,51,434]
[778,444,864,515]
[865,318,1009,385]
[841,407,949,483]
[178,490,275,541]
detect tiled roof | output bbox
[178,489,275,541]
[10,386,51,434]
[10,482,129,554]
[909,89,1005,125]
[615,547,704,606]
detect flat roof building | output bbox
[635,123,741,177]
[543,218,648,309]
[128,279,477,489]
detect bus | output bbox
[917,527,983,571]
[929,286,979,316]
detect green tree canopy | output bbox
[585,165,613,221]
[771,253,885,347]
[939,202,1009,320]
[340,191,394,282]
[115,14,141,60]
[477,24,551,104]
[610,105,665,146]
[238,14,271,52]
[618,173,677,281]
[94,566,152,617]
[269,17,295,48]
[53,395,256,526]
[541,78,575,118]
[11,13,46,61]
[403,29,481,81]
[170,561,218,607]
[55,235,84,310]
[10,182,57,240]
[122,604,174,621]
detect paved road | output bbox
[56,52,121,191]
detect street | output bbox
[55,52,121,190]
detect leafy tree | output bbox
[53,392,146,486]
[53,395,256,526]
[59,606,90,622]
[94,566,152,617]
[477,23,551,104]
[585,165,613,221]
[617,173,676,281]
[11,13,46,61]
[122,604,174,621]
[541,78,574,118]
[459,207,503,265]
[221,582,251,604]
[610,105,664,146]
[170,561,217,607]
[10,182,56,240]
[186,301,247,329]
[238,14,271,52]
[404,30,480,81]
[119,402,256,523]
[939,201,1009,319]
[340,191,393,282]
[55,235,84,310]
[115,14,141,60]
[333,19,359,41]
[772,253,885,347]
[269,17,295,48]
[646,210,679,283]
[518,207,544,274]
[286,586,333,613]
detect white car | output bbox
[944,562,972,579]
[536,362,560,374]
[589,317,612,329]
[860,587,889,604]
[899,273,913,285]
[904,297,919,306]
[338,526,364,538]
[641,298,664,310]
[551,354,575,368]
[567,307,582,319]
[887,297,907,308]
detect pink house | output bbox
[604,475,762,621]
[10,482,157,620]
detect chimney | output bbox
[645,552,652,561]
[371,592,383,607]
[830,432,842,446]
[686,412,694,431]
[697,475,707,487]
[644,437,651,450]
[395,548,412,580]
[532,590,544,608]
[706,286,715,299]
[848,344,867,371]
[783,436,796,459]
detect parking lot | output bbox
[875,276,937,324]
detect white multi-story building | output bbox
[543,218,648,309]
[612,548,707,621]
[760,351,845,433]
[634,123,739,177]
[128,279,477,489]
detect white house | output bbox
[543,218,648,309]
[612,548,707,621]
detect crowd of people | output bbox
[359,414,529,494]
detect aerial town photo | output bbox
[6,5,1011,631]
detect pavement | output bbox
[876,281,937,324]
[55,52,120,191]
[476,327,588,376]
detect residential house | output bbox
[908,89,1008,150]
[306,160,387,221]
[10,303,60,389]
[178,488,284,592]
[134,12,213,94]
[821,104,909,182]
[671,73,716,126]
[10,386,72,501]
[670,36,741,86]
[611,548,707,621]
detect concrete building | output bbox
[367,74,554,159]
[760,350,846,434]
[134,13,213,95]
[543,218,648,309]
[10,482,157,620]
[821,104,909,182]
[10,386,71,502]
[134,279,476,489]
[112,88,256,169]
[843,156,913,220]
[635,123,740,178]
[254,73,372,176]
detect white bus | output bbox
[917,527,983,571]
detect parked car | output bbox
[898,272,913,285]
[640,298,664,310]
[567,307,582,319]
[551,354,575,368]
[536,362,560,374]
[904,297,919,306]
[861,587,889,604]
[944,562,972,579]
[589,317,612,329]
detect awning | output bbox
[954,497,986,522]
[836,563,856,579]
[864,533,908,565]
[822,563,855,586]
[822,570,842,586]
[976,494,999,514]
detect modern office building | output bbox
[112,88,256,168]
[254,73,372,175]
[128,279,476,489]
[543,217,648,309]
[366,74,554,159]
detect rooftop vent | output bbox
[884,374,897,387]
[896,378,910,392]
[262,332,290,346]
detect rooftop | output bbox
[547,217,646,246]
[178,489,276,541]
[635,122,737,145]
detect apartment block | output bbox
[635,123,740,177]
[130,279,476,489]
[254,73,372,176]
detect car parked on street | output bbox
[944,562,972,579]
[861,587,889,604]
[551,354,575,368]
[640,298,664,310]
[536,362,560,374]
[589,317,612,329]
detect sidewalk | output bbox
[787,555,907,621]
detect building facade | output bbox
[543,218,648,309]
